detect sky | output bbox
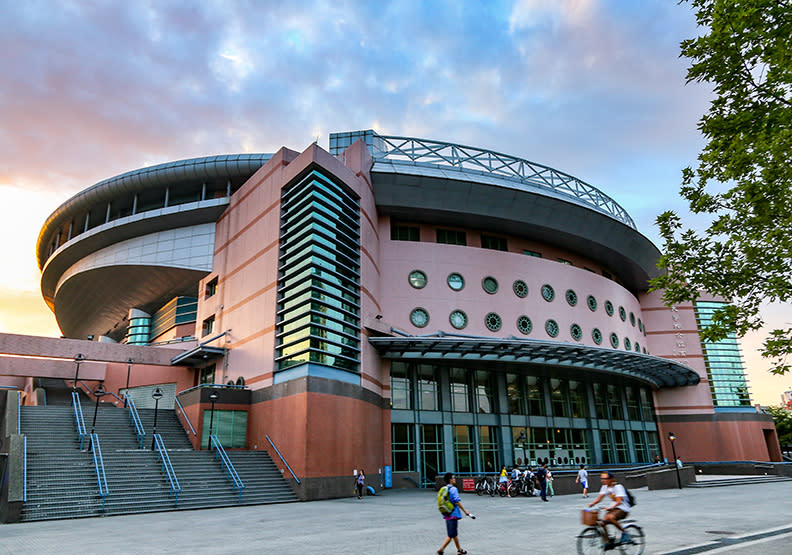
[0,0,789,405]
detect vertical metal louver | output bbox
[275,169,361,373]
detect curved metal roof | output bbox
[369,333,700,389]
[37,153,272,270]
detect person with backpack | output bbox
[587,471,633,548]
[356,469,365,499]
[437,472,474,555]
[536,462,549,501]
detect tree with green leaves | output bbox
[764,406,792,448]
[652,0,792,373]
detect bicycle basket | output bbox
[581,509,598,526]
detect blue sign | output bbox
[384,465,392,488]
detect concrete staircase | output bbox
[20,403,297,521]
[687,475,792,488]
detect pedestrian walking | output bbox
[576,463,589,498]
[546,467,554,497]
[356,468,365,499]
[536,462,549,501]
[437,472,474,555]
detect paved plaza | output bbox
[2,480,791,554]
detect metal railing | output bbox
[210,435,244,503]
[17,390,21,433]
[174,396,196,436]
[265,435,301,485]
[71,391,87,449]
[79,380,124,404]
[126,395,146,449]
[349,131,636,229]
[89,433,109,512]
[153,434,181,507]
[23,435,27,502]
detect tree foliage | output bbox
[652,0,792,373]
[764,406,792,447]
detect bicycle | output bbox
[576,507,645,554]
[475,475,495,496]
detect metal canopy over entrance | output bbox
[369,333,700,388]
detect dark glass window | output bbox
[550,378,569,417]
[481,234,507,251]
[436,229,467,245]
[417,365,439,411]
[391,223,420,241]
[205,277,218,298]
[526,376,545,416]
[569,380,588,418]
[392,424,415,471]
[523,250,542,257]
[454,425,474,473]
[390,361,411,410]
[475,371,494,414]
[506,373,524,415]
[201,315,215,337]
[450,368,469,412]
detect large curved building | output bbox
[17,130,782,496]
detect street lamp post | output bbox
[668,432,682,489]
[73,353,84,390]
[90,382,106,436]
[151,387,164,450]
[207,389,219,448]
[124,357,133,407]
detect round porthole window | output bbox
[410,308,429,328]
[545,319,559,338]
[643,347,647,354]
[565,289,578,306]
[630,312,636,326]
[408,270,427,289]
[592,328,603,345]
[570,323,582,341]
[541,284,555,302]
[513,280,529,298]
[447,273,465,291]
[638,319,644,333]
[517,315,532,335]
[449,310,468,330]
[485,312,502,331]
[635,342,641,353]
[619,306,627,321]
[624,337,632,351]
[610,332,619,348]
[587,295,597,312]
[605,301,614,316]
[482,276,499,294]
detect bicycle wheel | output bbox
[617,524,645,555]
[476,482,484,496]
[576,527,602,555]
[488,483,495,496]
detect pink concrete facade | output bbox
[1,131,781,504]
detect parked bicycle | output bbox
[577,507,645,554]
[475,475,496,496]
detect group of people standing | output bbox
[497,461,556,501]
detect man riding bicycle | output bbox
[587,471,632,548]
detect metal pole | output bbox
[73,354,83,391]
[124,358,132,407]
[669,433,682,489]
[91,393,100,434]
[151,397,159,450]
[209,399,216,446]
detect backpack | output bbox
[437,485,455,515]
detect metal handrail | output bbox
[17,391,21,433]
[210,435,244,503]
[153,434,180,506]
[71,391,87,449]
[23,435,27,502]
[90,433,109,512]
[173,397,196,436]
[265,435,301,485]
[79,380,124,403]
[176,383,247,396]
[126,395,146,449]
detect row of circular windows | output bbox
[408,270,646,335]
[409,307,648,354]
